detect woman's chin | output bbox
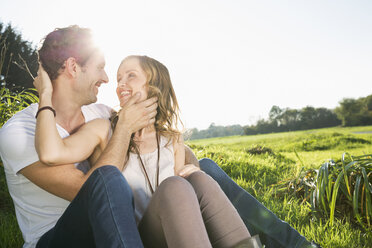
[119,96,131,106]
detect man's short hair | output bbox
[38,25,96,80]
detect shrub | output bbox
[245,145,274,155]
[277,153,372,229]
[0,87,38,127]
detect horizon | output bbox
[1,0,371,129]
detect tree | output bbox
[313,107,340,128]
[280,109,300,130]
[268,105,283,124]
[0,22,38,90]
[243,125,258,135]
[299,106,317,130]
[335,96,372,126]
[299,106,340,130]
[366,95,372,111]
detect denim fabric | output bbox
[199,158,314,248]
[36,165,143,248]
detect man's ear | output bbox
[64,57,79,78]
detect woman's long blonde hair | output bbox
[111,55,182,154]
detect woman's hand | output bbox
[33,65,53,97]
[177,163,201,178]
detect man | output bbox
[0,25,319,248]
[0,25,154,248]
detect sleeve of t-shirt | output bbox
[0,121,39,175]
[83,103,113,121]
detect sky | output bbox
[1,0,371,129]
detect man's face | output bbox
[76,51,108,105]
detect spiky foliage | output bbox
[277,153,372,228]
[0,87,38,127]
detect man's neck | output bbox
[51,87,86,134]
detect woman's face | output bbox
[116,57,148,105]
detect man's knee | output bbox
[199,158,220,172]
[199,158,227,182]
[92,165,121,177]
[199,158,214,166]
[86,165,133,201]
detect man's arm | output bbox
[88,93,157,175]
[20,162,85,201]
[21,93,158,201]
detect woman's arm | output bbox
[184,145,200,167]
[44,119,110,165]
[173,134,186,175]
[174,135,200,177]
[34,66,109,165]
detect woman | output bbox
[34,55,261,248]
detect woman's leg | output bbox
[138,176,212,248]
[185,171,251,248]
[37,165,143,248]
[199,158,315,248]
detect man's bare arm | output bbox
[20,162,85,201]
[88,94,158,175]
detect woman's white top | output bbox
[123,136,175,224]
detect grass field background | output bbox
[187,125,372,248]
[1,125,372,247]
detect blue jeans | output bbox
[199,158,314,248]
[36,165,143,248]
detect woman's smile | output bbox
[117,88,132,104]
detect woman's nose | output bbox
[117,81,127,87]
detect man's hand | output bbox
[117,92,158,134]
[33,65,53,97]
[177,164,201,178]
[92,92,158,172]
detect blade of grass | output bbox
[342,153,352,201]
[330,171,344,225]
[353,175,364,228]
[361,168,371,226]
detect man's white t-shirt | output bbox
[0,103,112,248]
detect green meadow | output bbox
[187,126,372,248]
[1,125,371,247]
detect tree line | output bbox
[243,105,341,135]
[186,123,244,140]
[187,95,372,139]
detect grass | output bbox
[187,125,372,248]
[1,125,372,247]
[0,165,23,248]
